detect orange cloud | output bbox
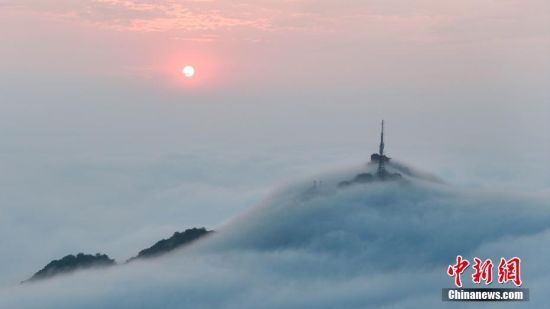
[86,0,269,32]
[3,0,547,44]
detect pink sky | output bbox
[1,0,548,91]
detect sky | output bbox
[1,0,548,182]
[0,0,549,305]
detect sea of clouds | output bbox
[1,162,549,308]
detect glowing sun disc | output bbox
[182,65,195,78]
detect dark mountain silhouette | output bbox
[127,227,212,262]
[21,227,212,283]
[23,253,115,283]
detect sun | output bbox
[182,65,195,78]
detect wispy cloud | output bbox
[2,0,270,33]
[3,0,548,44]
[84,0,269,32]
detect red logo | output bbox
[447,256,522,287]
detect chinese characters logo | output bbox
[447,256,522,287]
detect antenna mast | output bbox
[377,120,386,177]
[379,120,385,156]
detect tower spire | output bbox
[379,120,384,156]
[377,120,386,177]
[337,118,402,187]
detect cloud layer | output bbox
[1,163,549,308]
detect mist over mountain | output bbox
[1,162,549,308]
[127,227,212,262]
[22,228,213,283]
[22,254,115,283]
